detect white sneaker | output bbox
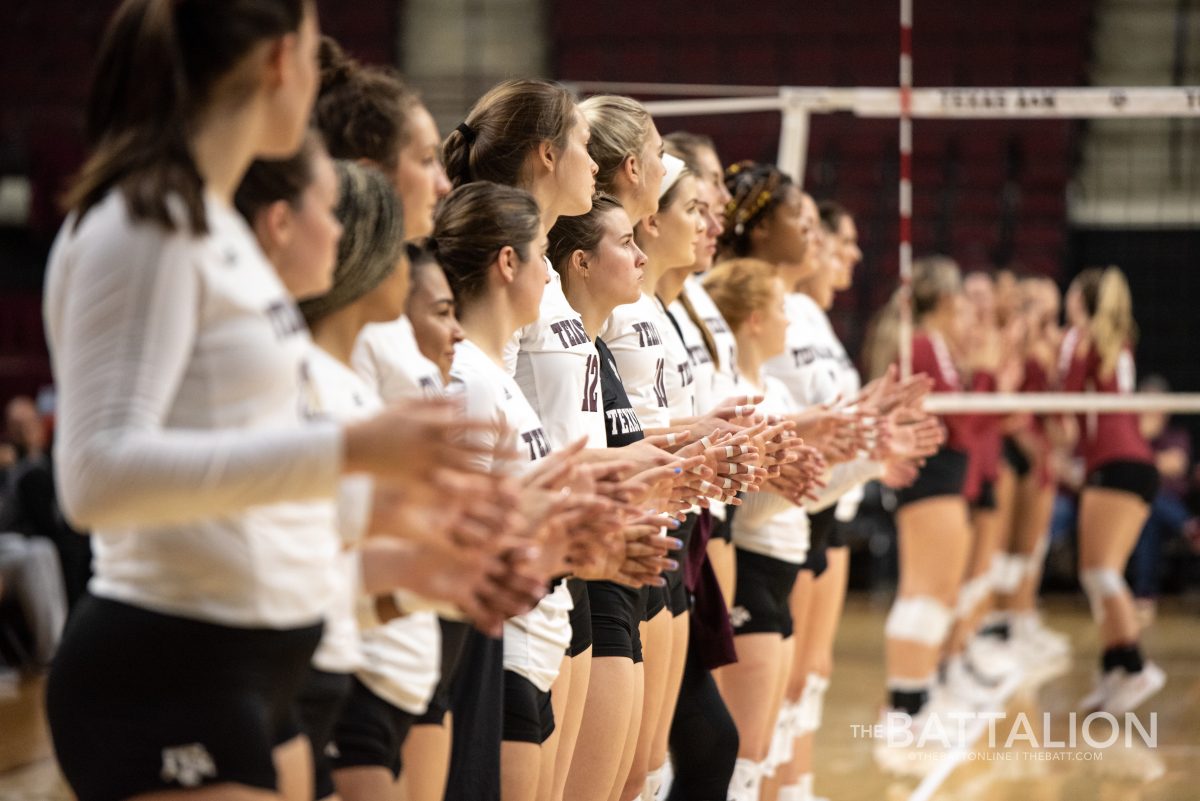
[1101,662,1166,714]
[872,693,976,777]
[1080,670,1122,712]
[942,655,1003,711]
[966,634,1024,687]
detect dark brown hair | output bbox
[233,129,325,224]
[314,36,423,170]
[66,0,309,233]
[663,131,715,173]
[431,182,542,305]
[818,199,850,234]
[443,79,577,190]
[547,193,626,282]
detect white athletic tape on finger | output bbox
[700,436,714,449]
[1080,568,1124,624]
[735,404,754,417]
[666,433,678,447]
[884,596,952,646]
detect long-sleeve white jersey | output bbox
[353,315,444,401]
[347,319,445,713]
[765,292,877,518]
[43,189,343,628]
[730,373,810,563]
[514,271,606,450]
[449,338,572,693]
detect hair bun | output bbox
[318,36,358,94]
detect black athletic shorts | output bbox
[972,478,998,511]
[799,506,837,578]
[895,446,968,507]
[502,670,555,744]
[729,548,802,638]
[587,580,644,662]
[1002,436,1032,477]
[45,594,322,801]
[330,677,416,777]
[1086,460,1159,505]
[296,667,353,800]
[568,577,593,656]
[667,513,698,616]
[414,617,471,726]
[827,517,850,549]
[641,584,668,622]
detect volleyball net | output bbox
[562,80,1200,416]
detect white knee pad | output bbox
[801,672,829,732]
[955,574,993,619]
[1079,568,1125,624]
[885,596,953,646]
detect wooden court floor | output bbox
[2,595,1196,800]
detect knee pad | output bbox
[885,596,953,646]
[1079,568,1125,624]
[728,758,764,801]
[991,554,1027,595]
[640,766,664,801]
[955,574,993,619]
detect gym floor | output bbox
[2,595,1195,801]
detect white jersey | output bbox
[683,275,740,403]
[449,339,571,691]
[766,292,876,518]
[669,297,717,415]
[657,298,698,420]
[514,271,606,449]
[350,317,448,712]
[44,190,342,628]
[303,347,375,675]
[600,293,672,429]
[353,315,444,402]
[731,374,810,563]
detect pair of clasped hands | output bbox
[342,369,943,636]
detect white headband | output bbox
[658,153,687,201]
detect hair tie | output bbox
[456,122,477,145]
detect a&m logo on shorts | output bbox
[161,743,217,788]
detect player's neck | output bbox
[458,303,519,366]
[310,307,366,367]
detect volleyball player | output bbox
[663,133,742,611]
[875,257,997,775]
[43,3,493,800]
[312,43,463,801]
[1062,267,1165,713]
[549,194,690,801]
[444,81,604,801]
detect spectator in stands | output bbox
[0,396,69,671]
[1129,375,1195,624]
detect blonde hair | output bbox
[701,258,779,331]
[578,94,653,194]
[911,255,962,319]
[1078,265,1137,376]
[863,294,901,380]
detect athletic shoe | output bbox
[1101,662,1166,714]
[942,655,1004,711]
[872,692,976,777]
[1009,615,1071,686]
[1080,670,1122,713]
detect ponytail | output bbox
[1090,266,1137,376]
[66,0,308,233]
[675,289,721,370]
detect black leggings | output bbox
[667,638,738,800]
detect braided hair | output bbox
[718,161,792,259]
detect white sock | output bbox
[728,758,763,801]
[777,784,804,801]
[641,767,663,800]
[799,772,814,801]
